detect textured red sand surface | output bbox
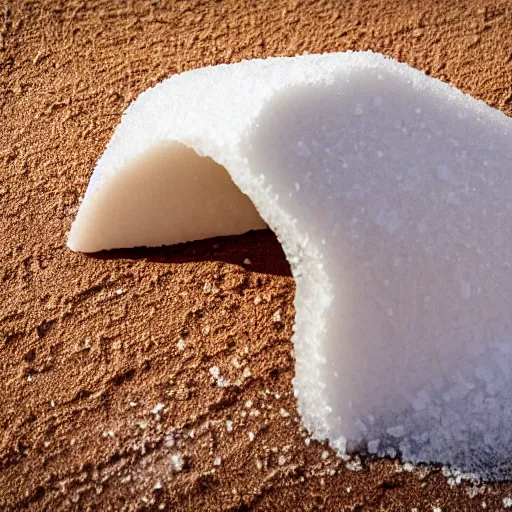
[1,1,512,510]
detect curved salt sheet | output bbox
[68,52,512,480]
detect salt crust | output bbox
[68,52,512,480]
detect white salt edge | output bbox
[68,51,512,481]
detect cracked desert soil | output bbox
[2,0,512,510]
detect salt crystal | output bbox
[280,408,290,418]
[226,420,233,433]
[213,457,222,466]
[68,52,512,480]
[243,258,252,265]
[272,310,281,323]
[504,498,512,509]
[248,432,255,442]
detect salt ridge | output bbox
[68,52,512,480]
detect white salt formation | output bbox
[68,52,512,480]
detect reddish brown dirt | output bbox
[1,1,512,510]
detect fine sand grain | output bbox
[1,1,512,510]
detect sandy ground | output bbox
[2,0,512,510]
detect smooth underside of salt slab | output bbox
[68,52,512,480]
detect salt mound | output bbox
[68,51,512,480]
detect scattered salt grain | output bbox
[176,338,185,351]
[278,455,286,466]
[213,457,222,466]
[254,296,262,305]
[280,408,290,418]
[170,453,184,472]
[245,400,253,408]
[152,403,165,415]
[226,420,233,433]
[503,498,512,509]
[272,310,281,323]
[321,450,329,460]
[209,366,229,387]
[403,462,414,472]
[243,258,252,265]
[346,458,363,472]
[153,481,162,490]
[248,432,255,441]
[129,401,137,407]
